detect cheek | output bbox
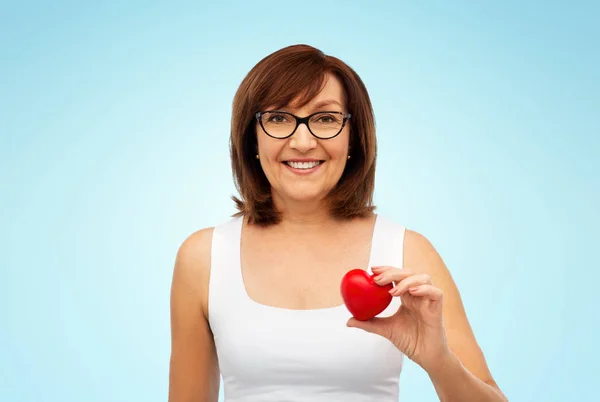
[261,143,283,164]
[257,138,285,174]
[256,130,278,158]
[327,137,350,160]
[333,129,350,154]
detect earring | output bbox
[347,155,351,159]
[256,154,260,159]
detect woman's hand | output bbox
[346,265,451,373]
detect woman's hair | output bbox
[230,44,377,226]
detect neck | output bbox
[271,194,337,232]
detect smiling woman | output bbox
[229,46,377,226]
[248,74,357,219]
[168,44,508,402]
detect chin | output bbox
[289,190,324,202]
[277,185,329,204]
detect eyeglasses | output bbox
[256,110,352,139]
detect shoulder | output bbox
[403,228,454,284]
[172,227,215,317]
[375,216,438,266]
[402,228,459,305]
[175,227,215,278]
[374,215,443,274]
[403,229,443,271]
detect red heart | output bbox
[340,268,393,321]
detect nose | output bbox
[288,122,317,153]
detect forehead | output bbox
[311,74,344,102]
[278,73,346,111]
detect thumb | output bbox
[346,316,390,338]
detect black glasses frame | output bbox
[255,110,352,139]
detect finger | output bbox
[390,274,433,296]
[371,265,395,272]
[370,266,395,277]
[372,267,413,286]
[346,316,392,338]
[406,284,443,301]
[372,265,410,274]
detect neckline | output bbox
[236,214,379,314]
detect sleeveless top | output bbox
[208,214,406,401]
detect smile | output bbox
[282,160,325,175]
[284,161,323,169]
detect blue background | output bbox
[1,1,598,401]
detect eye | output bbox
[267,113,290,123]
[314,113,341,124]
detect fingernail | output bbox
[409,287,419,292]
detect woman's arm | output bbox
[427,350,508,402]
[404,229,508,401]
[169,228,220,402]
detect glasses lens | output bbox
[260,112,296,138]
[309,112,344,138]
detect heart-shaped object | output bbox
[340,268,393,321]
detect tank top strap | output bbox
[367,215,406,274]
[208,215,246,320]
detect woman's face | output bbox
[256,73,351,208]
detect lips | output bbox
[284,160,324,169]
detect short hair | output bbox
[229,44,377,226]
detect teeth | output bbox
[286,161,321,169]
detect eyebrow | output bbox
[311,99,343,110]
[270,99,344,113]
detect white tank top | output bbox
[208,214,406,401]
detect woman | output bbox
[169,44,508,401]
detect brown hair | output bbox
[230,44,377,226]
